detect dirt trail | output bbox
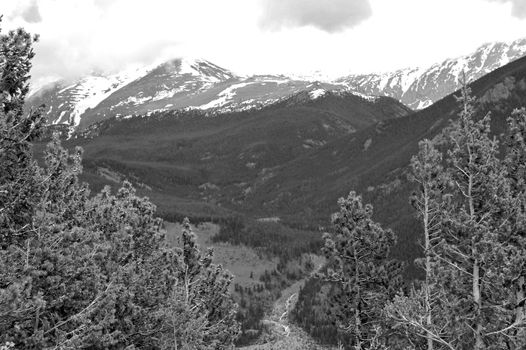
[239,257,331,350]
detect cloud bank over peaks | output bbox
[8,0,42,23]
[485,0,526,18]
[259,0,372,32]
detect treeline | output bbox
[211,216,323,343]
[0,23,240,349]
[211,216,322,346]
[294,85,526,349]
[159,214,323,263]
[212,216,323,261]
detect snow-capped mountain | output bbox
[339,38,526,109]
[28,58,345,129]
[27,38,526,129]
[27,64,154,127]
[28,59,230,127]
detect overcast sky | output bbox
[2,0,526,83]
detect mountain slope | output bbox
[45,90,411,221]
[46,54,526,251]
[78,58,237,128]
[339,38,526,109]
[27,65,153,127]
[246,55,526,267]
[28,58,345,130]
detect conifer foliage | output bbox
[386,83,526,349]
[316,80,526,350]
[0,21,239,349]
[321,192,403,349]
[0,18,44,247]
[158,218,239,349]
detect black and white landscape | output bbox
[1,1,526,349]
[24,37,526,130]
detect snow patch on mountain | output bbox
[308,88,327,99]
[352,91,380,103]
[178,58,236,82]
[179,58,204,76]
[49,64,153,126]
[339,37,526,109]
[117,95,152,107]
[197,82,252,109]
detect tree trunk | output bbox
[473,258,483,350]
[513,275,525,348]
[516,276,525,323]
[354,304,362,350]
[468,174,484,350]
[354,245,362,350]
[423,187,434,350]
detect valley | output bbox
[4,3,526,349]
[31,52,526,348]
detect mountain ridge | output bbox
[340,37,526,109]
[27,37,526,130]
[40,86,411,218]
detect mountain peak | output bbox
[161,57,237,82]
[338,37,526,109]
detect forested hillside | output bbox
[247,55,526,272]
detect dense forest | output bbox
[2,20,526,350]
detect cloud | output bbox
[28,30,183,84]
[7,0,260,82]
[485,0,526,18]
[92,0,119,9]
[2,0,525,85]
[259,0,372,32]
[22,1,42,23]
[8,0,42,23]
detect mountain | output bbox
[27,38,526,130]
[28,58,344,130]
[339,37,526,109]
[27,64,153,127]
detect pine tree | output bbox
[0,20,240,349]
[487,107,526,348]
[505,109,526,337]
[0,19,45,247]
[322,192,403,349]
[437,83,510,349]
[385,140,453,349]
[409,139,444,350]
[2,130,240,349]
[388,82,526,350]
[159,219,239,349]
